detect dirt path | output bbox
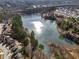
[64,45,79,59]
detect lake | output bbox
[21,13,77,55]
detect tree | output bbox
[61,19,69,30]
[11,15,39,59]
[21,46,29,59]
[30,31,38,51]
[38,44,44,50]
[30,31,38,59]
[11,15,27,42]
[0,14,3,23]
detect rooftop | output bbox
[54,7,79,18]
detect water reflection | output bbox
[32,21,44,34]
